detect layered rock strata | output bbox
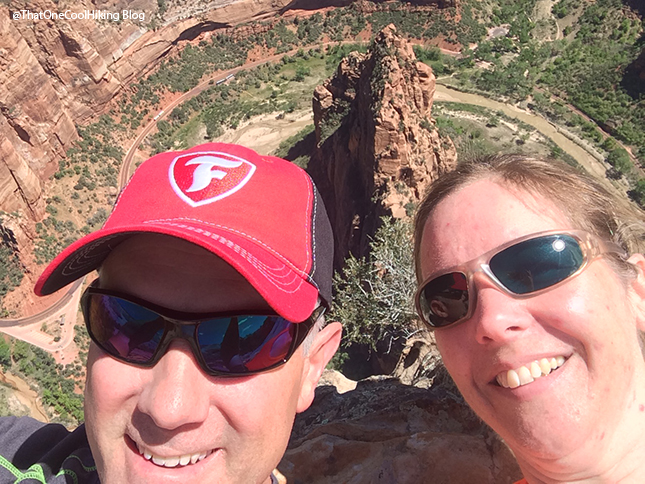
[309,25,457,268]
[0,0,296,219]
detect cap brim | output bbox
[35,221,319,322]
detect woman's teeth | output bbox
[496,356,566,389]
[136,443,213,468]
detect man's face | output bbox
[84,234,334,484]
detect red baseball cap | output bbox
[35,143,334,322]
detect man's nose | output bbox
[137,340,211,430]
[470,273,533,345]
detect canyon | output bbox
[1,0,397,219]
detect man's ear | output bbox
[296,322,342,413]
[627,254,645,332]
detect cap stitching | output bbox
[146,221,306,294]
[144,217,310,278]
[176,222,303,291]
[59,235,122,276]
[190,224,305,293]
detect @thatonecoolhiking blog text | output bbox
[12,9,145,21]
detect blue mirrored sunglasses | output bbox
[81,282,324,377]
[415,230,626,329]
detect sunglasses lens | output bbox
[85,294,165,363]
[490,235,584,294]
[197,316,296,373]
[83,290,306,375]
[418,272,469,328]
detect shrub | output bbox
[606,147,632,174]
[332,217,418,350]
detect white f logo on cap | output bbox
[169,151,256,207]
[185,156,244,192]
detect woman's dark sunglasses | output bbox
[415,230,626,329]
[81,283,324,377]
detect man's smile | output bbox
[135,442,214,468]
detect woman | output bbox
[413,154,645,483]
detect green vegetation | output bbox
[54,0,492,195]
[37,114,125,264]
[446,0,644,206]
[0,241,23,317]
[0,325,90,425]
[34,217,80,264]
[8,339,84,425]
[551,0,583,19]
[109,1,489,138]
[607,147,633,177]
[57,115,124,186]
[539,1,643,149]
[0,338,11,369]
[29,0,641,398]
[273,124,315,168]
[324,43,368,70]
[433,101,579,166]
[413,45,456,76]
[149,57,322,153]
[332,217,417,350]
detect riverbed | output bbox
[0,369,49,422]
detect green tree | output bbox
[0,338,10,369]
[631,179,645,207]
[293,65,311,82]
[607,148,632,175]
[332,217,418,349]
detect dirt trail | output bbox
[0,369,49,422]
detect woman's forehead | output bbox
[418,179,573,276]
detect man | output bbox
[0,143,342,484]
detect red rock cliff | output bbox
[309,25,457,268]
[0,0,300,219]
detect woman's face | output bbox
[417,179,645,466]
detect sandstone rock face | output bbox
[279,375,522,484]
[0,0,298,221]
[0,140,45,220]
[0,10,77,218]
[8,0,144,123]
[309,25,457,268]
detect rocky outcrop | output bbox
[0,0,294,220]
[279,372,522,483]
[309,25,457,268]
[1,0,147,218]
[0,11,78,218]
[0,140,45,220]
[8,0,145,122]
